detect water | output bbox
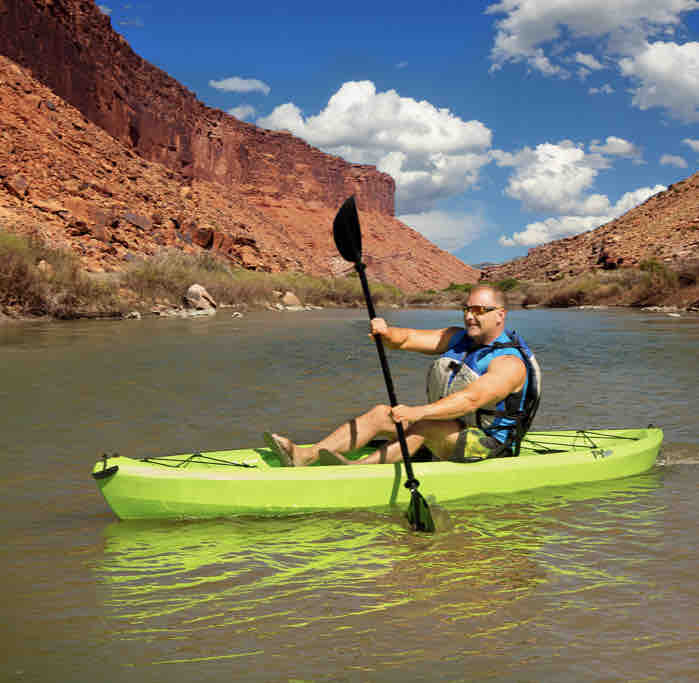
[2,308,698,682]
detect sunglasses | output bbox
[463,305,501,316]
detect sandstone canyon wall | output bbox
[0,0,481,291]
[0,0,394,214]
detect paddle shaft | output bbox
[354,262,419,486]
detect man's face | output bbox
[463,292,503,341]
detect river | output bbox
[1,307,697,682]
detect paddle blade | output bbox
[333,195,362,263]
[406,489,436,533]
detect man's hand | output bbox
[369,317,389,339]
[390,404,426,427]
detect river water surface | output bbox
[2,307,698,682]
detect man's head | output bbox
[463,285,506,344]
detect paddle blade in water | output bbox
[406,490,436,533]
[333,195,362,263]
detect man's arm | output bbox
[391,355,527,423]
[371,318,462,355]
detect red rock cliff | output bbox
[0,0,394,215]
[0,54,480,292]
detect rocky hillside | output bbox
[0,0,394,214]
[483,174,699,283]
[0,0,480,293]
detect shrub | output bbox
[0,229,119,317]
[494,278,520,292]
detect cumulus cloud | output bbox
[209,77,271,95]
[492,140,613,215]
[487,0,698,71]
[486,1,699,119]
[97,5,112,15]
[257,81,493,213]
[683,137,699,151]
[228,105,256,121]
[397,210,486,252]
[499,184,666,247]
[494,136,660,247]
[660,154,688,167]
[619,41,699,122]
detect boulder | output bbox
[281,291,302,307]
[37,259,54,278]
[184,283,217,310]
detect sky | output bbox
[98,1,699,266]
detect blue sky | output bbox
[99,1,699,265]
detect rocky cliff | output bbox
[0,55,479,291]
[483,175,699,283]
[0,0,480,292]
[0,0,394,215]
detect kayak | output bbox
[91,427,663,520]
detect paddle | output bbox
[332,195,435,533]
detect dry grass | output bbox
[0,234,406,318]
[3,229,695,319]
[0,230,120,317]
[519,263,695,308]
[122,250,405,308]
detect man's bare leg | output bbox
[269,404,398,466]
[347,418,464,465]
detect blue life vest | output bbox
[426,329,541,455]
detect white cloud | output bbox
[228,105,256,120]
[487,0,698,73]
[495,136,662,248]
[97,5,112,15]
[257,81,493,213]
[209,77,271,95]
[499,184,666,246]
[396,61,409,69]
[683,137,699,151]
[486,1,699,119]
[397,210,486,252]
[589,136,641,158]
[660,154,688,167]
[619,41,699,121]
[575,52,604,70]
[492,140,610,215]
[589,83,615,94]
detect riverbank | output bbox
[2,229,698,321]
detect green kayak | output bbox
[92,427,663,520]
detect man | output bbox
[265,284,539,466]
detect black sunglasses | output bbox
[463,305,501,316]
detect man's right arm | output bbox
[370,318,461,355]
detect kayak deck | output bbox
[92,428,663,520]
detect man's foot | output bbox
[263,432,318,467]
[263,431,295,466]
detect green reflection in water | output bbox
[96,469,665,668]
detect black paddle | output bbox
[333,195,435,533]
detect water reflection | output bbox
[96,469,665,671]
